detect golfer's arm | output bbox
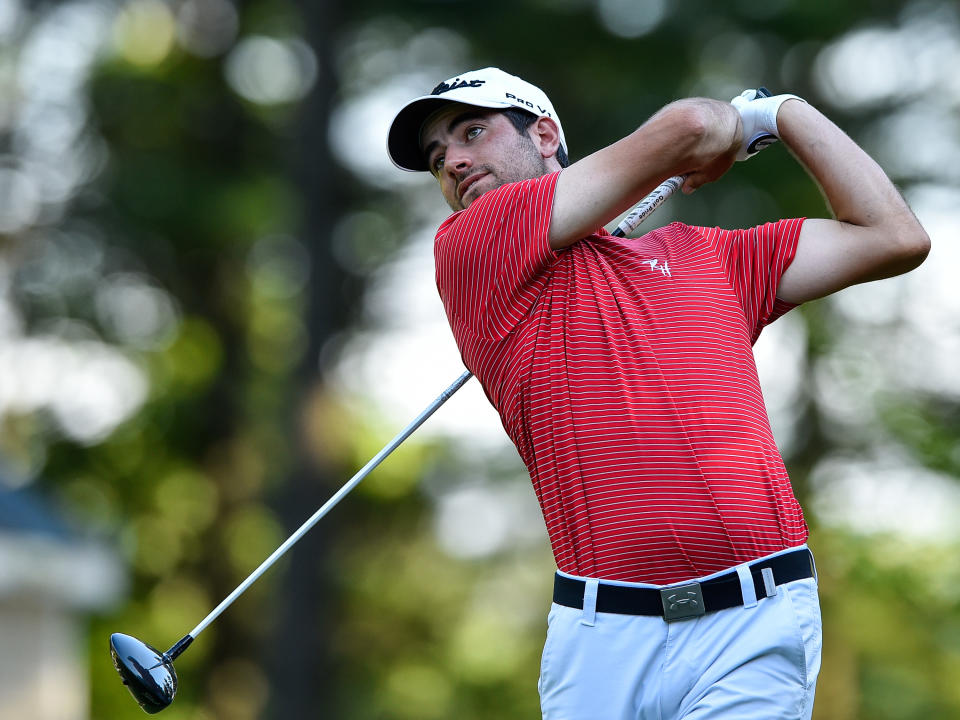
[775,100,930,304]
[548,99,739,250]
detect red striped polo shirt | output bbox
[434,170,807,584]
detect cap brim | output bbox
[387,95,512,172]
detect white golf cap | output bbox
[387,67,568,172]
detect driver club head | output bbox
[109,633,177,714]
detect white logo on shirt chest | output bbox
[641,257,672,278]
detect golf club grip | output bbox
[611,175,684,238]
[611,86,773,239]
[187,369,474,639]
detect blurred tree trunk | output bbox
[264,0,351,716]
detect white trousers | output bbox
[539,549,822,720]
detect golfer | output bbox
[387,68,929,719]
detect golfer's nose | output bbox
[444,143,472,174]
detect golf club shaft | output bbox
[183,369,474,643]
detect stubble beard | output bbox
[451,134,548,212]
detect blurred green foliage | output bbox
[1,0,958,719]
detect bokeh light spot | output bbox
[175,0,238,58]
[225,35,317,105]
[596,0,668,38]
[113,0,176,67]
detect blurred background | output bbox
[1,0,959,718]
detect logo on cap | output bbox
[431,78,485,95]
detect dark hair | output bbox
[501,108,570,168]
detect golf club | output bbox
[110,370,472,713]
[110,87,778,713]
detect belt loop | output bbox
[808,549,819,583]
[736,564,758,608]
[580,579,599,626]
[761,567,777,597]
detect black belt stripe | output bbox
[553,548,814,616]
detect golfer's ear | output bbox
[531,116,561,160]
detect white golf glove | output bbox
[731,89,805,161]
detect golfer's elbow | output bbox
[900,227,931,273]
[892,212,930,272]
[876,217,931,278]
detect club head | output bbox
[109,633,177,714]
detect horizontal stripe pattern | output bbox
[435,172,807,584]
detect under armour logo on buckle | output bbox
[660,583,706,621]
[665,591,701,611]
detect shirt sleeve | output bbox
[434,171,561,340]
[699,218,805,344]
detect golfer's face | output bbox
[421,105,547,211]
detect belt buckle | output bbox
[660,583,706,622]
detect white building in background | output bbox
[0,489,125,720]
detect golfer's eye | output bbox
[431,155,444,174]
[466,126,482,140]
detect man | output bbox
[387,68,929,719]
